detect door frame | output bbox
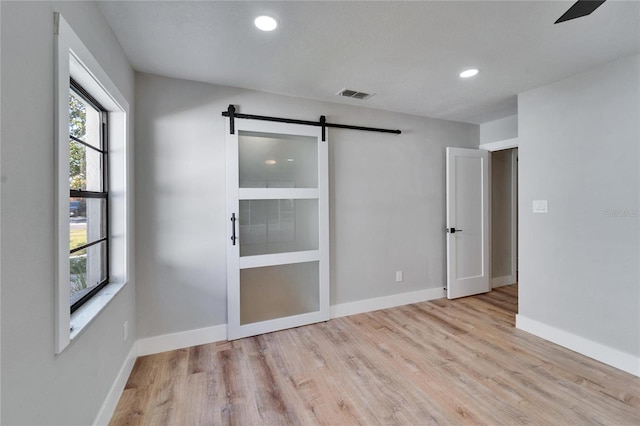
[480,138,519,288]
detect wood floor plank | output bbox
[109,388,148,426]
[110,285,640,425]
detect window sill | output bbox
[70,282,126,341]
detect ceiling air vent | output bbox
[336,88,375,100]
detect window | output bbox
[55,13,130,353]
[68,80,109,313]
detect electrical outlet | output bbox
[396,271,403,282]
[533,199,548,213]
[123,321,129,342]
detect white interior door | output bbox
[226,119,329,340]
[446,147,490,299]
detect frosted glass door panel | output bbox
[239,132,318,188]
[240,262,319,325]
[239,199,318,257]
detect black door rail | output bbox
[222,105,401,142]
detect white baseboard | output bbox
[330,287,445,319]
[93,343,138,426]
[136,324,228,357]
[491,275,516,288]
[516,314,640,377]
[134,288,446,357]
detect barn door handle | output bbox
[446,227,462,233]
[230,213,237,245]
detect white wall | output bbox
[135,73,478,339]
[517,54,639,365]
[1,2,136,425]
[480,114,518,144]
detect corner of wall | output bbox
[92,343,139,426]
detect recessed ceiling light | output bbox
[460,68,479,78]
[254,15,278,32]
[265,159,277,165]
[287,158,294,162]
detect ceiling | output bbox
[97,1,640,124]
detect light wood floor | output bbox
[110,285,640,425]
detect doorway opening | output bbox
[490,148,518,289]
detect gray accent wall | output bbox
[518,54,640,357]
[1,2,136,425]
[480,114,518,144]
[135,73,479,339]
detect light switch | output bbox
[533,200,548,213]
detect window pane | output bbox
[67,83,109,313]
[69,91,101,150]
[239,131,318,188]
[69,139,103,191]
[239,199,318,256]
[69,198,106,252]
[69,91,86,140]
[70,241,107,305]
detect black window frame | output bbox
[69,78,110,313]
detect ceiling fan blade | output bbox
[555,0,606,24]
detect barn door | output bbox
[226,119,329,340]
